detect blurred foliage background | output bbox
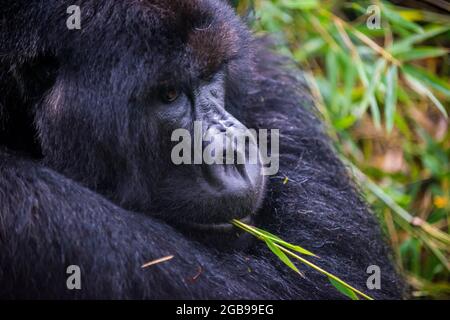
[232,0,450,299]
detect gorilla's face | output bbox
[35,0,266,236]
[147,71,266,229]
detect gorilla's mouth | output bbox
[181,214,253,232]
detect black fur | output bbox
[0,0,404,299]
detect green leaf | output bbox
[382,4,423,34]
[333,115,357,130]
[385,65,398,133]
[255,227,317,257]
[326,50,339,111]
[294,38,326,61]
[404,74,448,117]
[390,26,450,54]
[340,53,357,111]
[355,58,369,87]
[232,219,374,300]
[358,59,386,117]
[402,64,450,97]
[265,240,304,277]
[329,278,359,300]
[395,47,448,62]
[281,0,318,10]
[369,96,381,129]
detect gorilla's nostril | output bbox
[207,123,227,133]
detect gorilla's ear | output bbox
[0,54,59,157]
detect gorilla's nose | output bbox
[202,125,246,164]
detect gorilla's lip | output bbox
[201,162,263,192]
[182,215,253,232]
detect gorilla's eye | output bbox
[160,87,180,104]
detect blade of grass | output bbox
[345,159,450,247]
[395,47,448,62]
[382,3,423,34]
[357,59,386,118]
[404,73,448,117]
[141,255,174,269]
[390,26,450,54]
[385,64,398,133]
[327,12,400,65]
[402,64,450,98]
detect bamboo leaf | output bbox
[265,239,304,277]
[232,220,316,257]
[329,278,359,300]
[255,227,317,257]
[232,220,374,300]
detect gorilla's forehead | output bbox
[140,0,242,80]
[54,0,250,90]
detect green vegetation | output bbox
[232,219,374,300]
[234,0,450,299]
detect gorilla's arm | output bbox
[0,151,262,299]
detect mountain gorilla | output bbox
[0,0,404,299]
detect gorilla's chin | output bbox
[149,162,265,250]
[152,161,266,234]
